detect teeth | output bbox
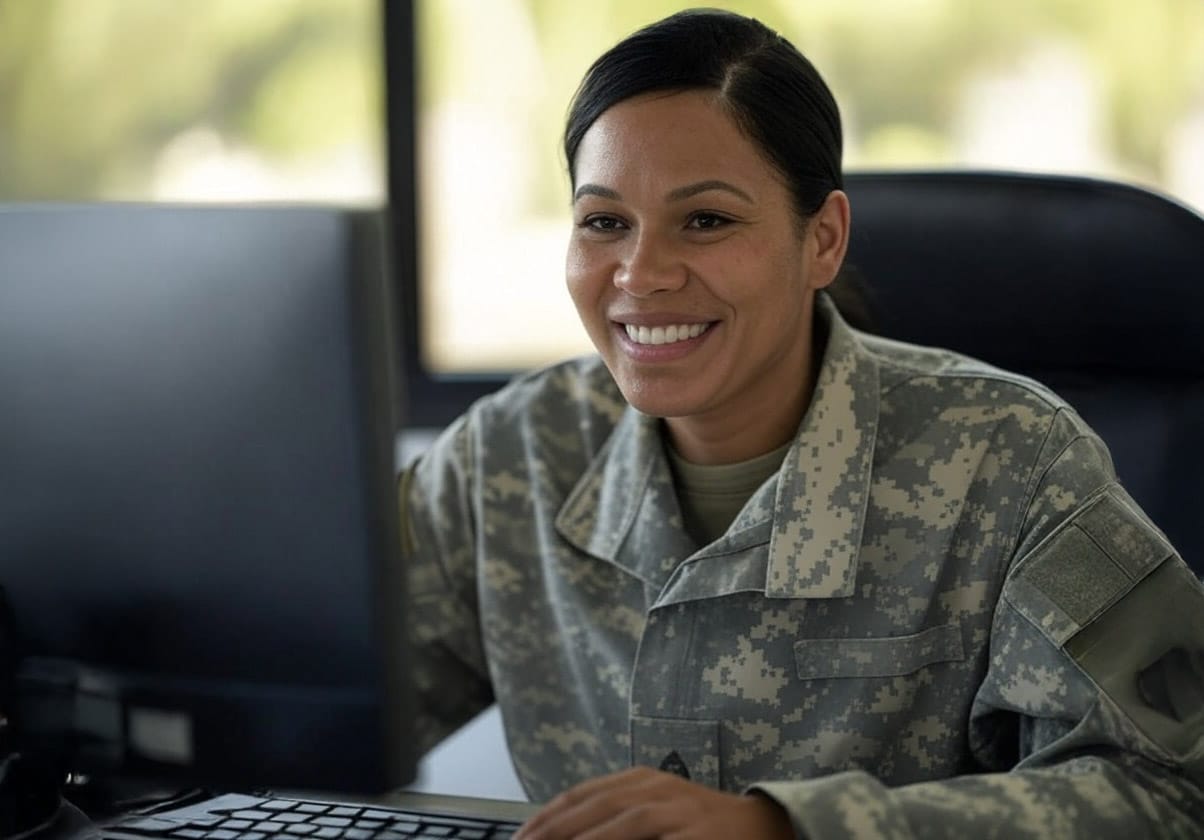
[624,322,709,345]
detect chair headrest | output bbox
[842,171,1204,378]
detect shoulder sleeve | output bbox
[749,408,1204,838]
[401,412,494,755]
[993,416,1204,787]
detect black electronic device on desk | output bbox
[0,204,524,839]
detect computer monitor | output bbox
[0,203,414,797]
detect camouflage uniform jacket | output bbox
[402,297,1204,838]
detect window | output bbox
[3,1,1202,427]
[408,0,1204,387]
[0,0,383,204]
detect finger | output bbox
[571,797,693,840]
[517,767,667,838]
[526,792,687,840]
[516,768,684,839]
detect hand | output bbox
[513,766,795,839]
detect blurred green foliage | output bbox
[0,0,1200,203]
[0,0,381,199]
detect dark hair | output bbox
[564,8,843,222]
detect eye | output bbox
[578,214,627,233]
[687,212,732,230]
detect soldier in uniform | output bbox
[401,8,1204,838]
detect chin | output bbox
[615,377,708,420]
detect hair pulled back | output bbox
[564,8,843,222]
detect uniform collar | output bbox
[761,296,879,598]
[555,296,880,599]
[554,405,695,588]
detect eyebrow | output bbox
[573,184,621,202]
[572,179,754,204]
[666,180,754,203]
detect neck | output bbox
[665,378,812,465]
[667,337,820,464]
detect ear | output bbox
[806,189,851,291]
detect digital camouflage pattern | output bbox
[401,296,1204,838]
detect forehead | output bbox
[573,90,781,194]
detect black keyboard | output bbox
[101,792,524,840]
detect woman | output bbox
[403,9,1204,839]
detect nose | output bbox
[614,231,687,297]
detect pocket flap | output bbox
[794,623,964,679]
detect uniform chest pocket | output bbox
[794,623,965,679]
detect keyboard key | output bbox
[205,831,241,840]
[284,825,318,835]
[385,821,420,834]
[169,831,207,839]
[261,801,296,812]
[313,830,343,839]
[417,827,454,838]
[253,822,287,833]
[187,818,225,828]
[273,814,312,824]
[328,807,361,818]
[414,816,495,831]
[368,810,406,821]
[296,803,329,815]
[311,817,352,828]
[354,820,385,830]
[343,831,375,840]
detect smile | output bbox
[622,323,711,345]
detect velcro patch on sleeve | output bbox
[1006,486,1174,648]
[1074,486,1174,579]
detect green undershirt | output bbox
[666,440,793,547]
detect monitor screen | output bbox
[0,203,414,795]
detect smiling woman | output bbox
[566,91,847,465]
[403,9,1204,840]
[560,12,856,465]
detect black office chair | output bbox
[841,170,1204,577]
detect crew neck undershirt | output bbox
[666,440,793,547]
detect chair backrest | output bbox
[842,170,1204,576]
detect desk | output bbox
[407,705,528,802]
[374,791,538,824]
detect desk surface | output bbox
[375,790,539,823]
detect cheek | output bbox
[708,247,799,311]
[565,242,605,309]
